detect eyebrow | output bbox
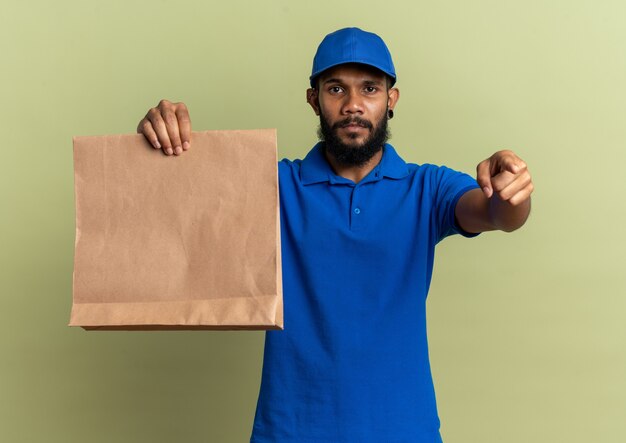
[322,78,384,86]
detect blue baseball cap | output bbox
[310,27,397,88]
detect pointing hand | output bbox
[476,150,534,206]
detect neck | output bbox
[323,146,384,184]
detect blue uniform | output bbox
[250,142,480,443]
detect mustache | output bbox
[332,116,373,130]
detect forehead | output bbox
[318,63,386,84]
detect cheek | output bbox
[365,99,388,115]
[319,98,340,116]
[319,103,343,125]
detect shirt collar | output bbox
[300,142,410,185]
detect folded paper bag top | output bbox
[69,129,282,330]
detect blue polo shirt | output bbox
[250,142,480,443]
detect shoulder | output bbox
[413,162,474,181]
[408,162,462,175]
[401,161,479,201]
[278,157,301,172]
[403,161,464,184]
[277,157,303,184]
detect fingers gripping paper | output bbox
[69,129,283,330]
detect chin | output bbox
[341,135,366,146]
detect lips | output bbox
[341,125,366,134]
[333,118,372,137]
[341,122,368,131]
[336,117,372,130]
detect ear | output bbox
[387,87,400,113]
[306,88,321,116]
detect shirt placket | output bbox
[349,184,364,231]
[348,167,383,231]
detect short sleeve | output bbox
[430,165,481,243]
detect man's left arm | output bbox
[455,150,534,234]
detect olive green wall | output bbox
[2,0,624,442]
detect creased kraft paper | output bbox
[69,129,283,330]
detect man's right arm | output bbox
[136,99,192,156]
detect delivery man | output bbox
[137,27,533,443]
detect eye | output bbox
[364,86,377,93]
[328,86,344,94]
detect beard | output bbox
[317,109,391,168]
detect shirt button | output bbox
[354,207,361,214]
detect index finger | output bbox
[500,153,527,174]
[176,105,192,150]
[476,159,493,198]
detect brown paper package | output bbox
[69,129,283,331]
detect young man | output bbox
[138,27,533,443]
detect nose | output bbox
[340,90,364,115]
